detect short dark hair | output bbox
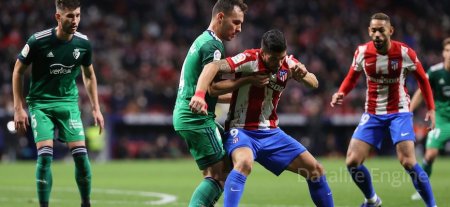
[55,0,81,11]
[212,0,248,15]
[261,29,286,53]
[371,13,390,23]
[443,38,450,48]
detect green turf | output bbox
[0,157,448,206]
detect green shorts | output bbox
[176,125,225,170]
[426,115,450,149]
[29,105,85,143]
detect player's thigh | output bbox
[286,151,323,178]
[256,129,306,176]
[52,105,85,143]
[177,126,225,170]
[389,112,415,145]
[346,139,372,166]
[352,113,389,150]
[29,108,55,143]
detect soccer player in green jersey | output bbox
[12,0,104,206]
[410,37,450,201]
[172,0,264,206]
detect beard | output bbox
[373,39,386,51]
[62,24,76,34]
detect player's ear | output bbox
[55,12,61,22]
[389,26,394,35]
[216,12,224,23]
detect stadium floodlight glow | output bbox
[7,121,17,134]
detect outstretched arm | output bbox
[330,69,362,107]
[12,60,30,135]
[189,59,232,114]
[81,64,104,134]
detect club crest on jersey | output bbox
[73,48,80,59]
[390,59,398,71]
[278,70,288,82]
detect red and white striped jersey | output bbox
[224,49,297,130]
[339,40,434,114]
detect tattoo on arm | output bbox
[216,60,232,73]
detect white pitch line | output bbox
[0,186,177,205]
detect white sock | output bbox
[366,194,378,203]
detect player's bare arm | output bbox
[291,62,319,88]
[410,89,423,112]
[208,73,269,97]
[189,59,232,115]
[217,93,232,103]
[12,59,30,135]
[81,64,104,134]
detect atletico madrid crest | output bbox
[278,70,288,82]
[390,59,398,71]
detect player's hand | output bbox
[92,109,104,134]
[14,108,29,135]
[291,62,308,81]
[424,109,435,131]
[330,92,345,107]
[248,72,270,88]
[189,91,208,115]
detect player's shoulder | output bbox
[30,28,53,42]
[429,62,444,72]
[228,49,259,66]
[74,31,89,41]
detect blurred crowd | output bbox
[1,0,449,159]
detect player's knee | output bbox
[345,156,361,168]
[233,159,253,175]
[310,162,325,178]
[399,157,416,170]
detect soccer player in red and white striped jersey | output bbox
[190,29,333,207]
[330,13,437,207]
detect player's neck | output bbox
[445,62,450,71]
[208,22,223,41]
[56,27,74,42]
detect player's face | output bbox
[217,6,244,41]
[443,44,450,64]
[56,7,81,34]
[368,19,393,52]
[261,50,287,73]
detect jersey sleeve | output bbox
[199,40,224,67]
[17,35,37,65]
[81,40,93,66]
[338,48,363,95]
[225,50,259,73]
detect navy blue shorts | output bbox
[352,112,416,149]
[224,128,306,176]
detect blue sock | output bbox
[347,165,375,199]
[306,175,334,207]
[224,169,247,207]
[406,164,436,207]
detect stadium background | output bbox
[1,0,449,160]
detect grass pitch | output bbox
[0,157,448,206]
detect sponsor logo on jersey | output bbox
[21,44,30,58]
[49,64,74,75]
[231,53,246,64]
[390,59,398,71]
[367,76,399,84]
[213,49,221,61]
[268,81,285,92]
[47,51,54,58]
[73,48,80,59]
